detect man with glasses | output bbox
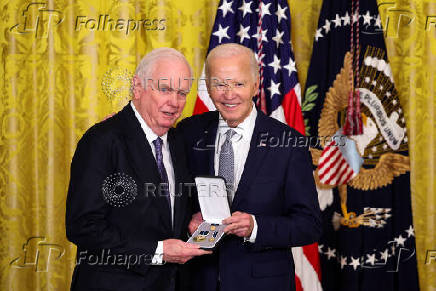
[66,48,210,291]
[177,43,321,291]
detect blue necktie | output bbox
[218,129,236,205]
[152,137,171,210]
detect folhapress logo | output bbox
[10,2,64,39]
[10,237,65,272]
[425,250,436,265]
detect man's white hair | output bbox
[205,43,259,80]
[135,47,193,86]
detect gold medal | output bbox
[193,235,206,242]
[209,238,215,242]
[210,225,216,231]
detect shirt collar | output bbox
[130,102,168,146]
[218,102,257,139]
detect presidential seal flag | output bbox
[192,0,322,290]
[303,0,420,290]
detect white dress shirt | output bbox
[214,103,258,243]
[131,102,174,264]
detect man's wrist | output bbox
[244,215,258,243]
[151,241,164,265]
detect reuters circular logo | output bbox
[102,172,137,207]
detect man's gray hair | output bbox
[135,47,193,86]
[205,43,259,80]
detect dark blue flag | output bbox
[303,0,420,290]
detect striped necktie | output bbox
[152,137,171,210]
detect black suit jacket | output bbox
[66,103,194,291]
[177,109,322,291]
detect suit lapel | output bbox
[166,114,219,236]
[170,113,218,236]
[232,111,269,210]
[168,129,182,236]
[120,104,172,232]
[193,112,219,176]
[204,117,219,176]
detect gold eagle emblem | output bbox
[310,47,410,228]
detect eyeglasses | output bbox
[211,80,247,91]
[155,86,189,98]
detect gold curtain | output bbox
[0,0,434,290]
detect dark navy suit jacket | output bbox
[177,109,322,291]
[66,103,193,291]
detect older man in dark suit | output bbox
[66,48,210,291]
[177,43,321,291]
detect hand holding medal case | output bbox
[187,176,230,250]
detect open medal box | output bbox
[187,176,230,250]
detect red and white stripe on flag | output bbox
[317,140,356,186]
[193,67,215,115]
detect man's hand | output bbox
[162,239,211,264]
[223,211,254,238]
[188,212,203,235]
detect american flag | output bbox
[318,140,356,185]
[192,0,322,290]
[317,131,362,186]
